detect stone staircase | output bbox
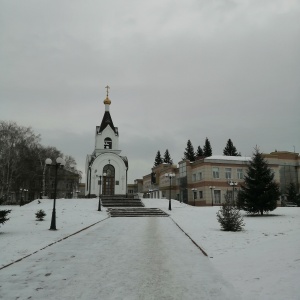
[101,194,144,207]
[107,208,169,217]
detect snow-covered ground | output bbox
[0,198,299,299]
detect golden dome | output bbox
[103,96,111,105]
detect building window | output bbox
[179,162,187,177]
[212,167,219,179]
[237,168,243,179]
[193,191,197,199]
[198,172,203,180]
[116,181,119,185]
[225,168,232,179]
[192,174,196,182]
[199,191,203,199]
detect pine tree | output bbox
[35,209,46,221]
[237,148,280,215]
[0,209,11,227]
[154,150,163,167]
[286,182,300,206]
[196,146,204,158]
[217,193,244,231]
[223,139,241,156]
[203,137,212,157]
[183,140,195,161]
[163,149,173,165]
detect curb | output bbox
[170,217,208,257]
[0,216,110,271]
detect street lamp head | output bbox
[56,157,63,165]
[45,158,52,165]
[165,173,175,178]
[103,172,107,177]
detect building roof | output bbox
[205,155,251,162]
[98,111,118,135]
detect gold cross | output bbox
[105,85,110,97]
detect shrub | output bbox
[35,209,46,221]
[217,193,244,231]
[0,210,12,227]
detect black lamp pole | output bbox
[209,186,215,206]
[98,175,102,211]
[169,176,172,210]
[229,181,237,203]
[20,188,23,206]
[165,173,175,211]
[45,157,65,231]
[50,164,59,230]
[88,166,92,198]
[192,188,197,206]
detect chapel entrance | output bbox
[103,164,115,195]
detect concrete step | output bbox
[107,208,169,217]
[102,203,144,207]
[101,197,144,207]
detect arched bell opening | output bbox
[104,137,112,149]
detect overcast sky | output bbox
[1,0,299,183]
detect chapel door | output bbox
[103,164,115,195]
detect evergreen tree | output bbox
[286,182,300,206]
[203,137,212,157]
[237,148,280,215]
[196,146,204,158]
[163,149,173,165]
[154,150,163,166]
[223,139,241,156]
[35,209,46,221]
[183,140,195,161]
[217,192,244,231]
[0,209,11,227]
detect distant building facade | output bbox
[141,151,299,206]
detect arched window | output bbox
[104,137,112,149]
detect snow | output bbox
[205,155,251,162]
[0,198,299,299]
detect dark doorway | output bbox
[103,164,115,195]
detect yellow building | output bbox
[142,151,299,206]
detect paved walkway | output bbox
[0,217,239,299]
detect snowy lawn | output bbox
[0,198,299,300]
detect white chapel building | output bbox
[85,87,128,197]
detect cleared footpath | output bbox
[0,217,240,300]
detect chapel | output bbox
[85,86,128,197]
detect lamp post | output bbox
[45,157,65,230]
[165,173,175,211]
[209,186,215,206]
[88,165,92,198]
[229,181,238,203]
[191,188,197,206]
[19,188,28,206]
[96,172,107,211]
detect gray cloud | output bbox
[1,0,299,183]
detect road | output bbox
[0,217,239,299]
